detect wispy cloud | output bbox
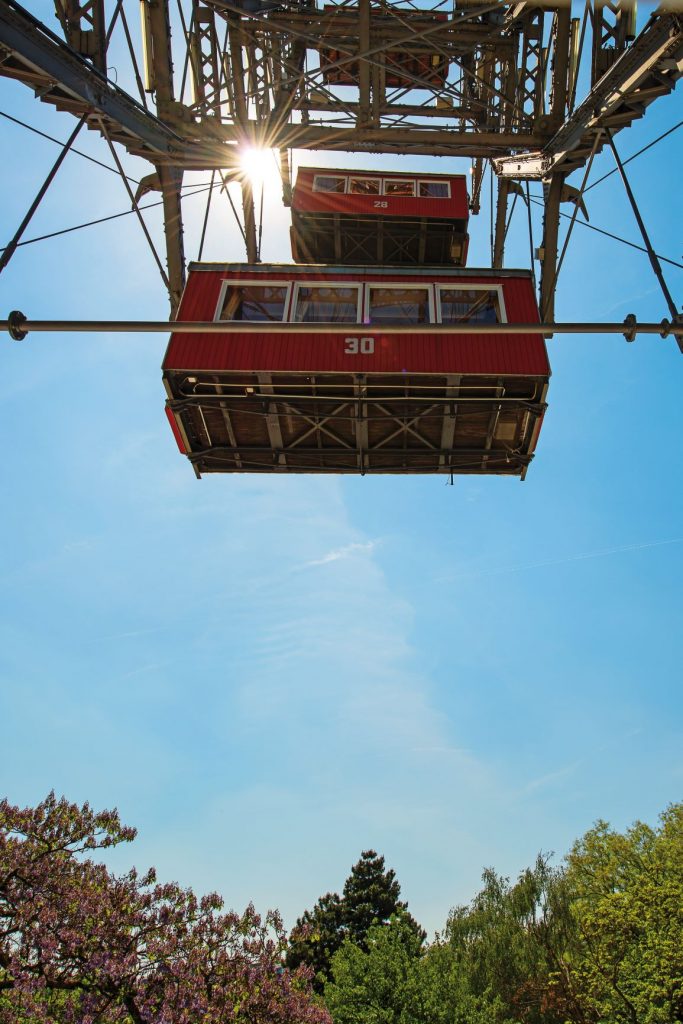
[303,539,378,567]
[522,761,582,795]
[437,537,682,583]
[85,626,169,644]
[595,285,658,318]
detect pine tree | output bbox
[342,850,406,945]
[285,850,424,990]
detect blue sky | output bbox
[1,6,682,936]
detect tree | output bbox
[324,911,424,1024]
[286,851,423,991]
[440,857,578,1024]
[564,802,683,1024]
[0,793,330,1024]
[285,893,345,992]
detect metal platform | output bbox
[164,371,547,478]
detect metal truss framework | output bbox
[164,373,547,477]
[1,0,681,317]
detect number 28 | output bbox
[344,337,375,355]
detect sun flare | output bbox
[239,146,281,188]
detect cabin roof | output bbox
[295,166,468,180]
[186,262,534,279]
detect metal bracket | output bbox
[660,314,683,354]
[622,312,637,342]
[8,309,28,340]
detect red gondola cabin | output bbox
[317,6,449,88]
[291,168,470,266]
[162,263,550,478]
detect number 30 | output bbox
[344,337,375,355]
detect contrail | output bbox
[441,537,683,582]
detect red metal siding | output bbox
[293,168,469,221]
[165,406,187,453]
[163,268,549,377]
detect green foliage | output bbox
[286,851,424,992]
[441,856,576,1024]
[564,802,683,1024]
[342,851,407,945]
[325,911,425,1024]
[286,892,346,990]
[318,808,683,1024]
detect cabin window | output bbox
[293,284,361,323]
[367,286,431,324]
[348,177,381,195]
[383,179,416,197]
[437,287,503,324]
[218,283,289,321]
[418,180,450,198]
[313,175,347,193]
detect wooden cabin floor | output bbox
[164,370,548,478]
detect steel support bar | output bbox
[550,6,572,127]
[357,0,371,128]
[0,114,86,275]
[539,173,565,323]
[494,11,683,178]
[492,178,510,269]
[158,165,186,315]
[4,317,680,339]
[0,0,184,159]
[605,127,680,340]
[54,0,106,70]
[140,0,187,314]
[208,123,546,155]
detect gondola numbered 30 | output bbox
[162,264,550,478]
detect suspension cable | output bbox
[525,196,683,272]
[0,109,141,184]
[606,127,679,324]
[99,120,170,291]
[220,173,248,249]
[0,180,223,255]
[0,113,88,276]
[197,170,216,262]
[585,120,683,194]
[258,185,264,262]
[501,190,519,256]
[525,182,536,292]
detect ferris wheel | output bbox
[1,0,681,477]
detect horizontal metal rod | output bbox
[189,445,530,459]
[3,315,681,339]
[173,393,542,404]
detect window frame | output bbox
[364,281,435,325]
[290,280,363,324]
[312,174,348,194]
[213,279,293,323]
[435,283,507,325]
[382,177,416,197]
[417,179,451,199]
[347,176,382,196]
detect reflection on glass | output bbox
[295,286,359,322]
[313,176,346,193]
[349,177,381,195]
[384,180,415,197]
[368,287,430,324]
[419,180,449,198]
[219,285,287,321]
[439,288,500,324]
